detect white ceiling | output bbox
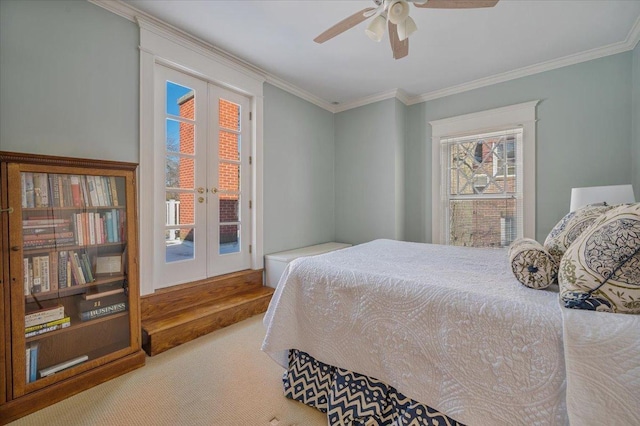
[121,0,640,109]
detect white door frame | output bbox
[139,17,264,296]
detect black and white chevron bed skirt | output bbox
[283,349,463,426]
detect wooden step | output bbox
[140,269,264,320]
[142,284,274,356]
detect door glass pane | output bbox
[219,162,239,192]
[166,156,195,190]
[166,119,195,155]
[220,194,239,223]
[165,192,194,226]
[166,227,195,262]
[219,131,239,161]
[219,225,240,255]
[166,81,194,120]
[219,99,240,131]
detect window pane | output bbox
[219,99,240,131]
[220,224,240,254]
[219,162,239,192]
[219,131,240,161]
[165,227,195,262]
[166,156,194,190]
[166,119,195,155]
[449,198,518,248]
[220,194,239,223]
[166,81,194,120]
[165,192,194,226]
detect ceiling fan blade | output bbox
[388,21,409,60]
[414,0,499,8]
[314,7,377,43]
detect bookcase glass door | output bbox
[12,165,132,395]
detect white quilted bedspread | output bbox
[262,239,568,425]
[562,307,640,425]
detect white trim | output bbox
[430,101,539,245]
[138,17,265,296]
[90,0,640,113]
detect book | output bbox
[77,292,127,312]
[25,305,65,328]
[69,251,86,285]
[70,175,82,207]
[23,172,35,208]
[29,343,39,383]
[25,345,31,382]
[32,256,42,293]
[39,355,88,378]
[79,301,127,321]
[82,286,125,300]
[23,257,30,296]
[33,173,49,207]
[25,319,70,337]
[109,176,119,206]
[58,251,69,289]
[25,316,71,333]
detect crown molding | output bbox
[408,14,640,105]
[333,89,411,113]
[88,0,336,112]
[89,0,640,113]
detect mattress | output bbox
[262,239,567,425]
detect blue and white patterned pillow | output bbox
[508,238,557,289]
[544,203,615,266]
[559,203,640,314]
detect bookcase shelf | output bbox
[0,151,145,423]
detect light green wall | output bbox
[404,52,634,243]
[335,98,405,245]
[263,84,335,254]
[633,42,640,200]
[0,0,139,161]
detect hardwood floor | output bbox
[140,270,273,356]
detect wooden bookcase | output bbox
[0,152,145,424]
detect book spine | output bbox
[24,172,35,208]
[40,255,50,292]
[25,321,70,337]
[32,256,42,293]
[95,176,105,206]
[25,316,71,333]
[111,209,119,243]
[25,345,31,382]
[29,343,38,383]
[70,175,82,207]
[103,176,113,205]
[23,257,30,296]
[39,355,88,378]
[58,251,68,289]
[80,253,94,283]
[78,293,126,312]
[25,305,65,327]
[109,176,119,206]
[49,252,58,292]
[21,173,27,208]
[79,302,127,321]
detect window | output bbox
[430,101,538,246]
[443,129,522,247]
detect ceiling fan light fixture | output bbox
[365,14,387,42]
[397,15,417,41]
[387,0,410,25]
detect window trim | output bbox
[138,17,265,296]
[430,101,539,245]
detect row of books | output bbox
[22,209,124,250]
[21,172,120,209]
[26,341,88,382]
[25,305,69,338]
[24,250,97,295]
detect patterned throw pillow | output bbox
[508,238,558,289]
[559,203,640,313]
[544,203,615,266]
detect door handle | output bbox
[212,187,218,194]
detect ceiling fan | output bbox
[314,0,499,60]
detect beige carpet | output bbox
[11,314,327,426]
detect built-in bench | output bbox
[140,269,273,356]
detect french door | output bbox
[155,65,251,288]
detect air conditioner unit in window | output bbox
[473,174,488,192]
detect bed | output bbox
[261,238,640,425]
